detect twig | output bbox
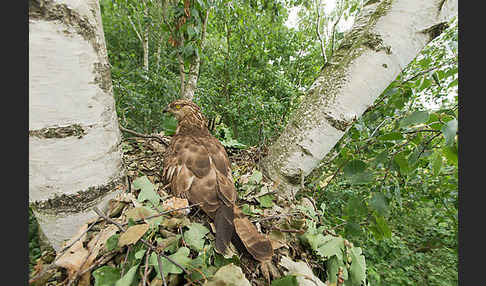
[127,15,143,43]
[314,0,327,65]
[29,263,58,285]
[320,158,350,193]
[121,203,202,226]
[120,245,131,277]
[253,213,291,223]
[57,219,99,260]
[79,250,119,276]
[119,126,169,146]
[142,250,151,286]
[157,252,168,286]
[370,117,391,137]
[272,226,305,234]
[329,0,344,61]
[403,129,441,134]
[93,207,126,232]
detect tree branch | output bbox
[127,15,143,43]
[315,0,328,65]
[119,125,169,146]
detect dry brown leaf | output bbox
[161,217,191,229]
[161,197,190,216]
[118,224,149,247]
[55,224,89,279]
[125,206,154,220]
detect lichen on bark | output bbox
[29,124,89,139]
[30,175,126,215]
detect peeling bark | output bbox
[260,0,458,198]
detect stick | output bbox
[142,250,151,286]
[120,245,131,277]
[79,251,118,276]
[119,126,168,146]
[157,252,168,286]
[132,203,202,223]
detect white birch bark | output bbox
[260,0,458,197]
[29,0,126,250]
[180,9,210,100]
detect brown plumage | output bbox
[162,99,273,262]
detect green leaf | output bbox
[369,192,389,217]
[256,194,274,208]
[115,263,140,286]
[345,222,362,237]
[349,170,374,185]
[344,161,367,175]
[134,249,146,260]
[301,233,325,251]
[184,223,210,251]
[442,145,458,165]
[345,197,367,219]
[125,206,164,228]
[106,234,119,251]
[271,275,299,286]
[394,152,409,175]
[150,247,192,278]
[249,170,263,184]
[343,160,374,185]
[430,151,443,175]
[133,176,160,207]
[326,255,347,284]
[378,132,404,141]
[93,266,122,286]
[441,119,458,146]
[348,247,366,286]
[316,236,344,260]
[399,111,429,128]
[187,25,196,39]
[371,214,391,240]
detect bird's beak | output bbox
[163,106,170,113]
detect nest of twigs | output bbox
[29,134,327,286]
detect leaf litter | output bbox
[30,136,362,286]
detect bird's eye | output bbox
[175,105,181,109]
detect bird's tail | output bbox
[214,204,235,255]
[233,205,274,262]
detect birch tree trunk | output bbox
[143,27,149,71]
[29,0,126,251]
[142,6,149,71]
[260,0,458,198]
[180,9,210,100]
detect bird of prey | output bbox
[162,99,273,262]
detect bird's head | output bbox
[163,99,202,121]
